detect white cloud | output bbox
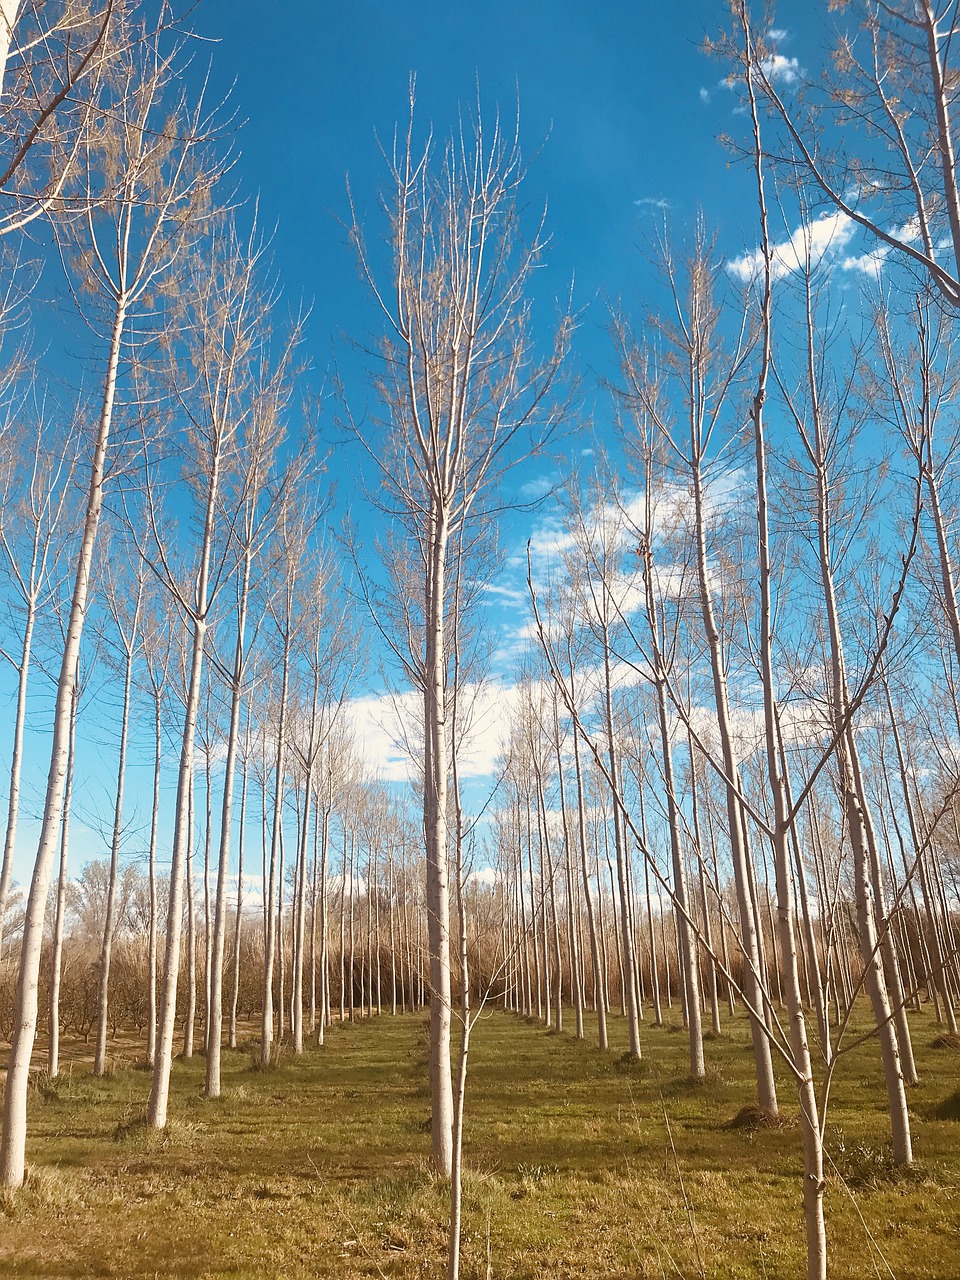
[767,28,788,43]
[468,866,500,889]
[841,247,889,278]
[699,87,712,105]
[760,54,800,85]
[840,216,920,278]
[634,196,671,211]
[727,209,855,282]
[345,680,529,784]
[517,472,558,500]
[346,690,421,783]
[527,515,577,560]
[479,580,528,607]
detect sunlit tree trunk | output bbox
[184,772,197,1058]
[48,684,78,1079]
[229,728,250,1051]
[0,1,22,100]
[569,652,607,1050]
[741,29,825,1262]
[94,572,143,1077]
[206,553,253,1096]
[0,290,126,1185]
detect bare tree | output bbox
[204,361,293,1097]
[0,409,77,951]
[92,546,145,1077]
[737,2,960,311]
[348,88,570,1175]
[0,27,219,1187]
[613,233,780,1117]
[142,215,279,1128]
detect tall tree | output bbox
[0,410,76,951]
[143,215,277,1128]
[348,90,570,1175]
[0,28,218,1187]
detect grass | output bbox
[0,1006,958,1277]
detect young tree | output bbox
[743,1,960,311]
[92,550,145,1077]
[0,29,218,1187]
[205,365,292,1098]
[348,90,570,1175]
[143,216,279,1128]
[0,410,77,951]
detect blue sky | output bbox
[7,2,885,887]
[191,1,799,398]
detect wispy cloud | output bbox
[727,209,855,282]
[479,580,528,607]
[517,472,558,500]
[346,691,420,783]
[699,86,712,105]
[634,196,671,211]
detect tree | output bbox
[143,215,281,1127]
[348,89,570,1176]
[92,548,145,1077]
[0,409,77,952]
[0,25,219,1187]
[0,0,119,237]
[741,1,960,311]
[204,350,293,1097]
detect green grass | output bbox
[1,1007,959,1277]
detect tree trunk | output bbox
[570,659,607,1050]
[0,597,35,957]
[206,582,250,1096]
[94,621,137,1078]
[229,745,249,1052]
[1,294,127,1187]
[261,639,291,1067]
[690,455,778,1115]
[424,510,454,1177]
[48,685,78,1079]
[147,689,162,1066]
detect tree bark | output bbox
[1,293,127,1187]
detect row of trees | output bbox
[1,3,960,1279]
[0,0,366,1191]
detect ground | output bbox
[1,1007,959,1278]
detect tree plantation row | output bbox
[1,3,960,1279]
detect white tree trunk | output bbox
[690,459,778,1115]
[48,685,78,1079]
[654,677,704,1078]
[424,512,453,1177]
[0,599,35,955]
[228,746,249,1052]
[0,295,126,1188]
[206,550,252,1096]
[0,0,22,103]
[94,629,136,1077]
[146,694,162,1066]
[147,614,207,1127]
[261,644,290,1067]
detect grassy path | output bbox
[1,1008,958,1277]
